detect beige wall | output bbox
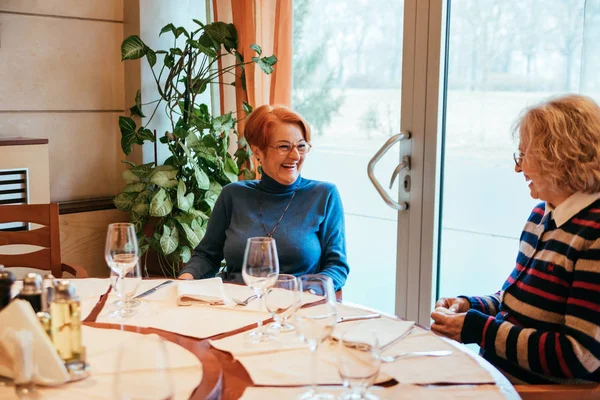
[0,1,126,202]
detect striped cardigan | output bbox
[461,197,600,384]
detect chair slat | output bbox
[0,204,52,225]
[0,248,52,270]
[0,226,51,247]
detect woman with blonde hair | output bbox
[431,94,600,384]
[178,105,349,290]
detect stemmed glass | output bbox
[337,329,381,400]
[294,275,338,400]
[114,334,174,400]
[105,223,141,318]
[241,237,280,343]
[265,274,300,333]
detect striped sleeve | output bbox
[461,292,501,316]
[461,238,600,379]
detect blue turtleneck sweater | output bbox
[179,173,349,290]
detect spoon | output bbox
[381,350,453,363]
[232,294,258,306]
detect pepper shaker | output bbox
[16,273,43,313]
[0,268,15,311]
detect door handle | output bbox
[367,131,411,211]
[389,156,411,189]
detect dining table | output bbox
[70,278,522,400]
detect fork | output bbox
[381,350,452,363]
[232,294,258,306]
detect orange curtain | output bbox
[213,0,292,136]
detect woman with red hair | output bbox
[179,105,349,290]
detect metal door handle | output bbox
[390,156,411,189]
[367,131,411,211]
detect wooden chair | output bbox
[0,203,88,278]
[515,384,600,400]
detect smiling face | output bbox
[515,142,571,207]
[252,122,307,185]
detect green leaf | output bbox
[122,169,140,183]
[242,101,253,116]
[114,192,137,211]
[160,225,179,256]
[175,26,189,39]
[204,180,222,209]
[119,116,136,154]
[177,180,194,212]
[128,162,156,182]
[123,182,146,193]
[253,55,277,75]
[178,142,210,190]
[121,35,147,60]
[150,169,178,188]
[192,19,204,27]
[180,246,192,263]
[131,202,149,216]
[164,54,174,68]
[204,22,237,52]
[121,133,136,156]
[178,219,204,248]
[212,112,234,134]
[250,44,262,55]
[160,23,176,36]
[224,157,239,183]
[135,189,154,203]
[243,168,256,180]
[149,188,173,217]
[129,90,145,118]
[146,47,157,67]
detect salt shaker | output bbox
[16,273,43,313]
[42,273,57,311]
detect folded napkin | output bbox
[332,317,415,349]
[0,300,69,385]
[177,278,227,306]
[209,328,307,357]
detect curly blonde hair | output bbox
[513,94,600,194]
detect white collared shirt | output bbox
[544,192,600,228]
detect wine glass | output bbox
[294,275,337,400]
[105,223,141,316]
[114,334,174,400]
[109,260,142,318]
[265,274,300,333]
[241,237,280,343]
[337,329,381,400]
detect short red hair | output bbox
[243,105,311,150]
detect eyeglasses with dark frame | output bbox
[513,151,525,168]
[268,141,312,156]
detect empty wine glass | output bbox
[105,223,140,311]
[109,260,142,319]
[337,329,381,400]
[295,275,337,400]
[241,237,280,343]
[114,334,174,400]
[265,274,300,333]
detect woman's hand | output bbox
[435,297,470,313]
[178,272,194,280]
[430,311,467,342]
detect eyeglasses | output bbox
[268,141,312,156]
[513,151,525,168]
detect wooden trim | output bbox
[0,10,123,24]
[0,137,48,146]
[58,197,116,215]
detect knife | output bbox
[337,313,382,323]
[133,280,174,299]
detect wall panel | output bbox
[0,1,123,21]
[0,113,126,201]
[0,14,124,111]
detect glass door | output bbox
[292,0,407,314]
[417,0,600,325]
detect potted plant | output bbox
[113,20,276,277]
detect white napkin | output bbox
[0,300,69,385]
[332,317,415,349]
[177,278,227,306]
[210,328,307,357]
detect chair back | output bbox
[0,203,62,277]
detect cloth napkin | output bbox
[0,300,69,385]
[380,329,495,385]
[239,384,506,400]
[331,317,415,349]
[210,328,307,357]
[177,278,227,305]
